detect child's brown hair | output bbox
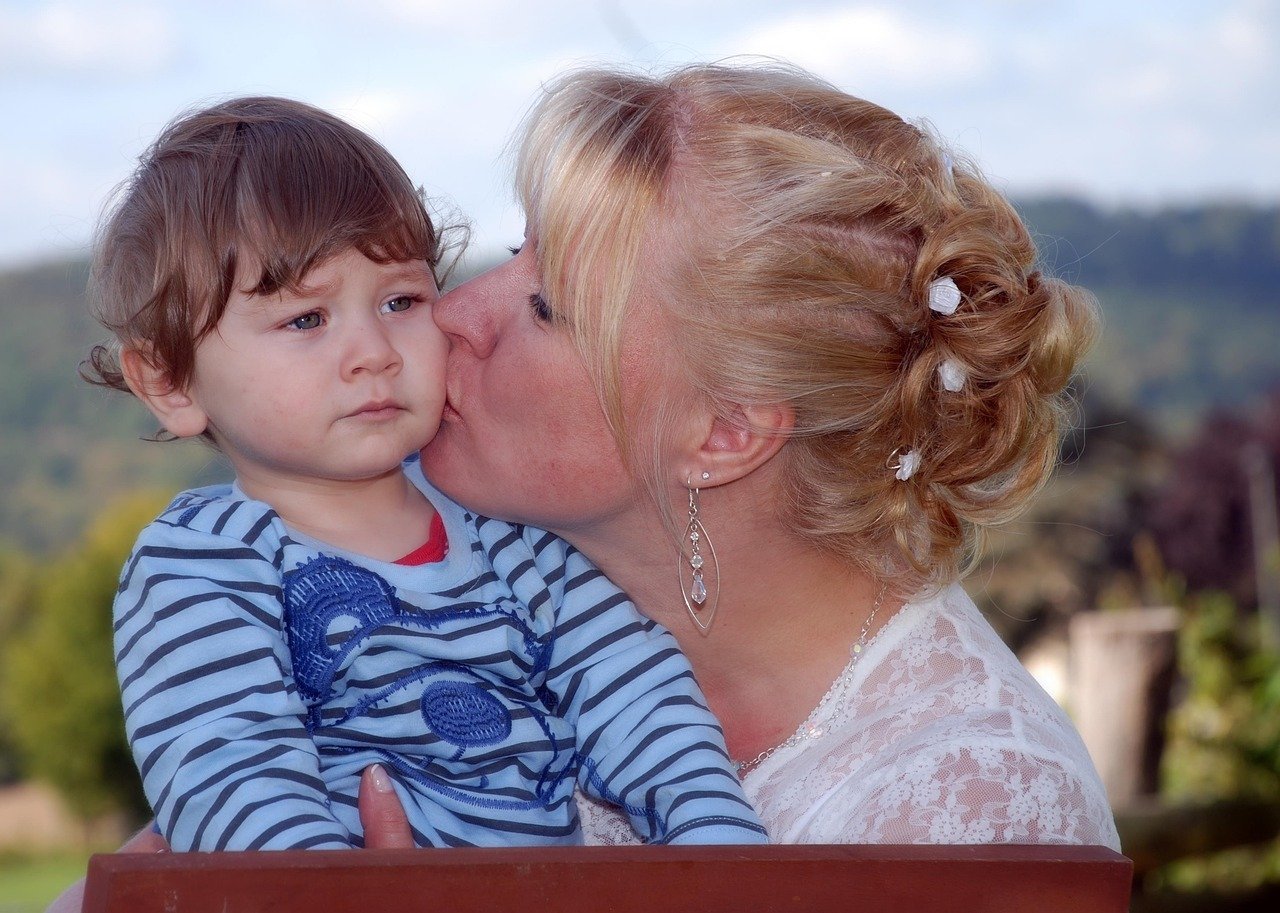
[86,96,451,408]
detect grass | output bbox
[0,850,92,913]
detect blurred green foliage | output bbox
[1164,592,1280,803]
[0,493,167,821]
[0,548,37,784]
[1156,592,1280,892]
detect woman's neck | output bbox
[562,475,893,764]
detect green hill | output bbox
[0,259,227,552]
[0,199,1277,552]
[1015,198,1280,430]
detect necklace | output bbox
[731,582,888,775]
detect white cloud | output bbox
[719,5,991,91]
[0,153,117,266]
[1,0,1278,268]
[357,0,548,39]
[0,1,178,78]
[326,90,422,137]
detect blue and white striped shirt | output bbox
[114,459,766,850]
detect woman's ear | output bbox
[120,347,209,439]
[686,401,794,488]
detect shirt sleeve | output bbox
[114,496,351,851]
[477,519,767,845]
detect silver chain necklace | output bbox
[731,582,888,775]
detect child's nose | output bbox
[345,322,402,377]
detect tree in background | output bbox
[0,493,168,821]
[1148,391,1280,610]
[0,547,37,784]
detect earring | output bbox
[679,474,719,635]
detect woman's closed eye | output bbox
[528,293,553,322]
[508,245,556,324]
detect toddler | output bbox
[88,97,766,850]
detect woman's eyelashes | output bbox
[528,293,554,322]
[505,243,557,323]
[507,245,555,323]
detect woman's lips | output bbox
[442,377,463,422]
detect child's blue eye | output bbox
[381,295,417,314]
[288,312,322,330]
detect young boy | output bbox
[88,97,766,850]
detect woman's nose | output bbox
[433,269,505,360]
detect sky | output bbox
[0,0,1276,269]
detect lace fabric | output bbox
[577,583,1121,850]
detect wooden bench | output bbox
[84,844,1132,912]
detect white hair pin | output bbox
[928,277,962,315]
[938,357,966,392]
[890,448,921,482]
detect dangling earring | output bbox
[679,472,719,635]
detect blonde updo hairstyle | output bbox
[516,63,1097,594]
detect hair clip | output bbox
[938,357,966,392]
[889,447,920,482]
[928,277,962,315]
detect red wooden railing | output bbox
[84,844,1132,913]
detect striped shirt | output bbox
[114,459,766,851]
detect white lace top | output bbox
[578,583,1121,849]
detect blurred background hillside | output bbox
[1,2,1278,911]
[3,193,1279,913]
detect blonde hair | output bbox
[516,63,1098,592]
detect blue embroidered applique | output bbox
[283,555,398,703]
[420,680,512,748]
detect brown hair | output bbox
[85,96,453,423]
[516,64,1098,593]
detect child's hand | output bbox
[358,764,415,849]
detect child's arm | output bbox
[487,521,768,845]
[115,496,352,851]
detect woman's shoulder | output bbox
[752,584,1118,847]
[843,583,1095,771]
[871,584,1064,717]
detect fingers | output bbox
[120,823,170,853]
[358,764,416,849]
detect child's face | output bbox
[184,248,446,492]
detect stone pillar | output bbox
[1069,607,1180,807]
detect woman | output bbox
[50,59,1117,910]
[407,63,1118,848]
